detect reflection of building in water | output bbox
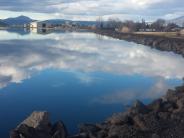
[28,28,53,34]
[37,29,53,34]
[30,28,37,33]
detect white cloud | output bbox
[0,0,183,20]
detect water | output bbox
[0,29,183,138]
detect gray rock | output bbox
[152,133,160,138]
[51,121,68,138]
[21,111,50,130]
[10,111,67,138]
[130,100,149,114]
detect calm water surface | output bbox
[0,29,183,137]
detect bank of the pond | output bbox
[95,29,184,57]
[10,84,184,138]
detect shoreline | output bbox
[11,84,184,138]
[94,29,184,57]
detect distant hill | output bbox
[0,20,7,27]
[43,19,96,26]
[43,19,71,24]
[168,16,184,27]
[74,21,96,26]
[3,15,34,25]
[1,15,96,27]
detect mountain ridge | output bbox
[3,15,34,25]
[1,15,97,26]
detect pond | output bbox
[0,29,183,138]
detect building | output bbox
[37,21,52,28]
[139,28,156,32]
[25,21,53,29]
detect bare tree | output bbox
[152,19,166,31]
[122,20,136,32]
[106,17,122,29]
[96,16,104,29]
[164,23,179,32]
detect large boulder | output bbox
[21,111,51,130]
[10,111,67,138]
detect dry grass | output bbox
[134,32,184,39]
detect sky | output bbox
[0,0,183,21]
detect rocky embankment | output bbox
[95,30,184,57]
[10,85,184,138]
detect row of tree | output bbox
[96,17,181,32]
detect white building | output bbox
[26,21,53,29]
[38,21,52,28]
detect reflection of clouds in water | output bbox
[72,72,103,85]
[0,32,184,88]
[93,77,175,105]
[75,72,95,85]
[0,65,30,88]
[92,90,138,105]
[144,78,169,99]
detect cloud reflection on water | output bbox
[0,31,183,90]
[93,77,172,105]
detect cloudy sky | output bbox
[0,0,183,21]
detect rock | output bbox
[148,99,163,112]
[11,124,47,138]
[10,111,67,138]
[130,100,149,114]
[133,115,148,131]
[79,124,100,133]
[174,98,184,112]
[10,130,21,138]
[79,124,101,137]
[68,133,88,138]
[152,133,160,138]
[97,130,107,138]
[21,111,51,130]
[51,121,68,138]
[107,113,131,125]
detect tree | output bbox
[106,17,122,30]
[164,23,179,32]
[141,19,146,31]
[134,22,142,31]
[122,20,136,32]
[152,19,166,31]
[96,16,104,29]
